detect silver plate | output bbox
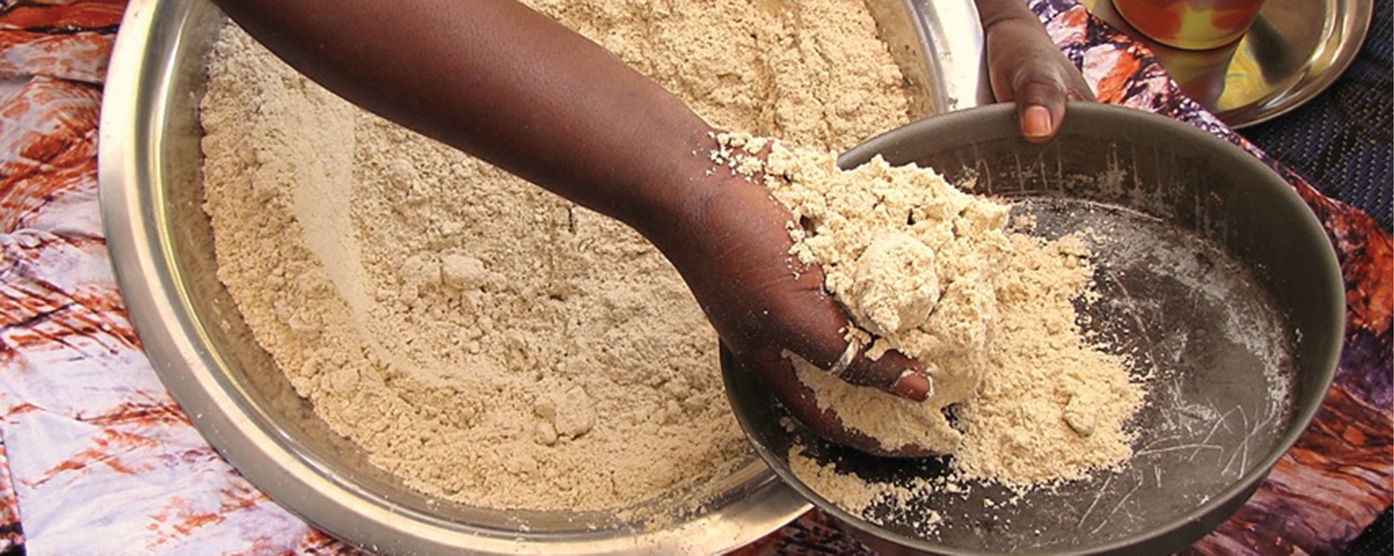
[97,0,986,554]
[1081,0,1373,128]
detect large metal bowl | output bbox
[97,0,988,553]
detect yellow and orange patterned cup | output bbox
[1111,0,1267,50]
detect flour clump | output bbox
[848,232,940,336]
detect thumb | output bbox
[1012,64,1094,143]
[978,0,1094,143]
[1012,72,1070,143]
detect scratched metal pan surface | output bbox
[722,103,1344,556]
[97,0,994,554]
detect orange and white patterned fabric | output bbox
[2,1,352,554]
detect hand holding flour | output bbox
[212,0,1090,455]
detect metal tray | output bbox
[97,0,988,554]
[723,103,1345,555]
[1080,0,1373,128]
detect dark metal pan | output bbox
[721,102,1344,555]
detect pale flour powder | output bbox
[201,0,913,512]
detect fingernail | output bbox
[1023,105,1053,140]
[892,371,932,402]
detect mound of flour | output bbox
[716,136,1144,493]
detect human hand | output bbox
[976,0,1096,142]
[642,156,935,458]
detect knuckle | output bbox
[1015,71,1067,94]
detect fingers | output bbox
[770,284,932,402]
[747,347,936,458]
[837,344,932,401]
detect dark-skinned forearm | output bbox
[210,0,715,233]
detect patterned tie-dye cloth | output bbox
[1,0,1388,554]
